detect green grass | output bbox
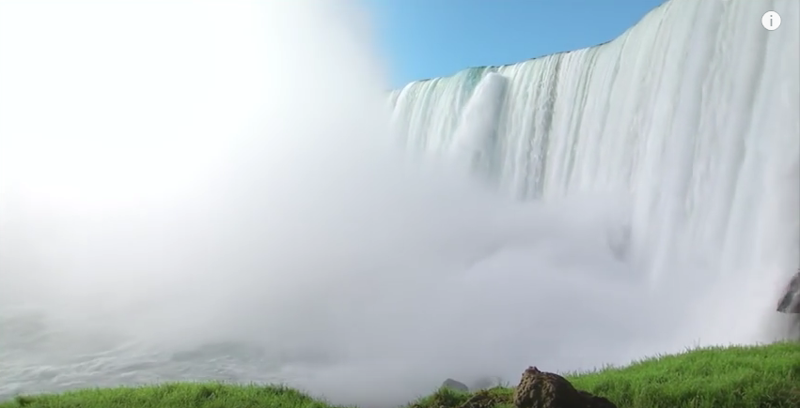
[2,384,340,408]
[2,342,798,408]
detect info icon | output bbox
[762,11,781,31]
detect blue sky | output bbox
[362,0,666,87]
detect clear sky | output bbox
[362,0,667,87]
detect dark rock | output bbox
[441,378,469,392]
[777,270,800,313]
[513,366,617,408]
[513,366,583,408]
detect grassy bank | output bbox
[2,342,798,408]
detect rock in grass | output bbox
[512,366,617,408]
[441,378,469,392]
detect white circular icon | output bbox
[762,11,781,31]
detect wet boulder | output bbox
[513,366,617,408]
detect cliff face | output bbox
[778,271,800,314]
